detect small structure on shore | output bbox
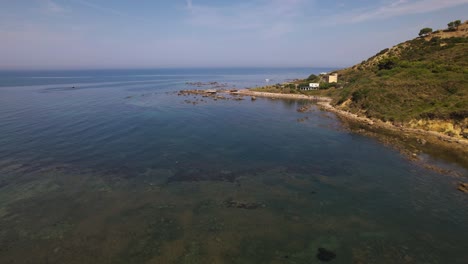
[326,73,338,83]
[206,89,217,94]
[300,83,320,91]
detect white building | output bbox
[327,73,338,83]
[301,83,320,91]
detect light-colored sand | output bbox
[226,89,468,147]
[233,90,332,102]
[318,101,468,146]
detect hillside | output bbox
[330,21,468,139]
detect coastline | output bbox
[233,89,332,102]
[317,101,468,147]
[238,89,468,171]
[237,88,468,147]
[184,89,468,165]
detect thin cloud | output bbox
[335,0,468,24]
[44,0,65,13]
[69,0,151,23]
[185,0,307,37]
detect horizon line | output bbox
[0,65,345,72]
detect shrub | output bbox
[319,82,337,90]
[376,48,389,56]
[378,57,398,70]
[419,28,433,37]
[351,89,370,102]
[307,74,319,81]
[449,110,468,121]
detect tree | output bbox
[418,27,433,37]
[378,57,398,70]
[448,20,461,31]
[448,21,455,31]
[307,74,319,81]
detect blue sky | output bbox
[1,0,467,69]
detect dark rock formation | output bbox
[316,247,336,262]
[223,198,265,209]
[458,182,468,193]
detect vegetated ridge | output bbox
[331,20,468,139]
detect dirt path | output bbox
[234,90,332,102]
[318,101,468,146]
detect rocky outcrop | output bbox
[457,182,468,193]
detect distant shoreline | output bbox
[233,89,332,102]
[237,89,468,147]
[238,89,468,169]
[183,87,468,156]
[317,100,468,146]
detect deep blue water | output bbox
[0,68,467,263]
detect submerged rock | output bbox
[417,138,427,145]
[457,182,468,193]
[316,247,336,262]
[297,105,312,112]
[168,168,238,183]
[223,198,265,209]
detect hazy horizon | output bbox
[1,0,467,70]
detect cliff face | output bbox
[333,21,468,139]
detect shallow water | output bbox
[0,68,467,263]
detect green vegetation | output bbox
[319,82,337,90]
[307,74,319,82]
[324,20,468,138]
[336,37,467,120]
[252,20,467,138]
[251,83,299,94]
[448,20,461,31]
[418,27,433,37]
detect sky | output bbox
[1,0,467,70]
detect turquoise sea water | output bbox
[0,68,467,263]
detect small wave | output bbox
[28,76,92,79]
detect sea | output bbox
[0,68,467,263]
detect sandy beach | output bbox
[234,89,332,102]
[236,89,468,148]
[317,101,468,146]
[230,89,468,166]
[233,89,465,145]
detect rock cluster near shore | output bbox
[237,90,332,102]
[176,89,246,105]
[317,248,337,262]
[173,89,468,185]
[297,105,313,113]
[185,82,230,89]
[319,101,468,147]
[458,182,468,193]
[223,198,265,209]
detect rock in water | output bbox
[458,182,468,193]
[223,198,264,209]
[316,248,336,262]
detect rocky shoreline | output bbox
[316,101,468,191]
[235,90,332,102]
[253,90,468,178]
[177,88,468,148]
[318,101,468,147]
[175,88,467,191]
